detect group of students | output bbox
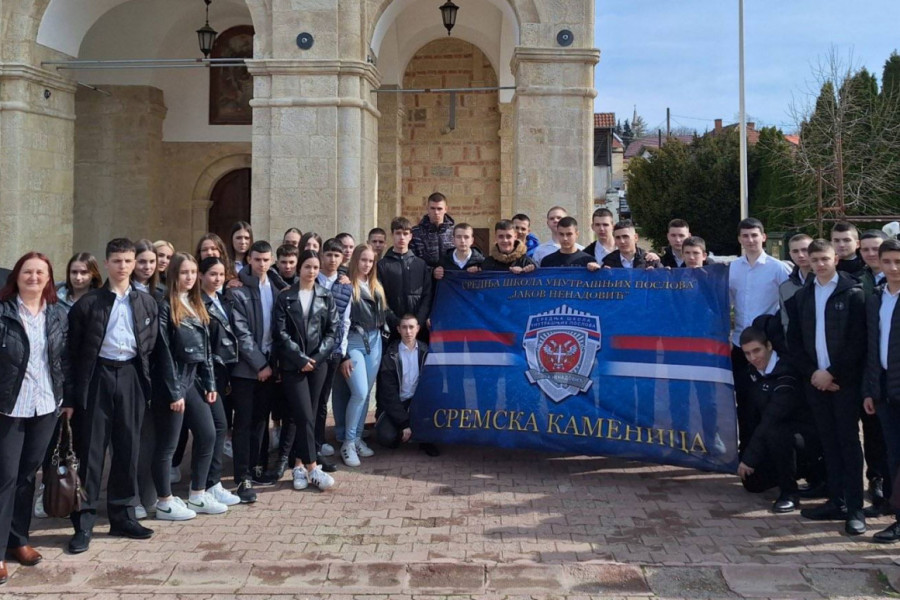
[1,190,899,583]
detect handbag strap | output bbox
[50,415,67,466]
[60,415,77,462]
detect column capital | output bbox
[245,58,381,88]
[510,47,601,72]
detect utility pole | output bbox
[666,107,671,138]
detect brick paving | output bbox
[8,442,900,598]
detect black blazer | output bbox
[863,285,900,403]
[786,272,867,385]
[153,299,216,404]
[273,284,339,371]
[375,339,429,430]
[0,299,72,414]
[65,285,159,409]
[203,291,238,367]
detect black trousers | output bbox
[71,363,145,532]
[282,368,329,465]
[0,412,56,549]
[741,420,821,495]
[731,345,757,452]
[152,366,217,496]
[172,363,231,470]
[806,383,864,513]
[229,376,273,485]
[861,410,888,483]
[315,357,341,450]
[136,405,156,510]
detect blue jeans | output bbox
[333,329,381,444]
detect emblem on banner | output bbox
[523,305,601,402]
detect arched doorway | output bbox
[208,168,251,244]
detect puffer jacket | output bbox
[0,298,72,414]
[481,241,536,272]
[377,249,432,330]
[65,284,159,410]
[273,284,338,371]
[203,291,238,367]
[410,214,456,267]
[153,298,216,404]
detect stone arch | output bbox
[190,153,252,243]
[1,0,53,62]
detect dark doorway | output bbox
[208,168,251,245]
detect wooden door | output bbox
[208,168,251,244]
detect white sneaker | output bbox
[341,441,360,467]
[292,466,308,490]
[188,492,228,515]
[320,443,335,457]
[135,504,148,520]
[155,499,196,521]
[223,439,233,458]
[34,484,47,518]
[355,438,375,458]
[207,482,241,506]
[170,465,182,483]
[308,466,335,490]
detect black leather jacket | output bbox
[153,299,216,403]
[0,299,72,414]
[226,268,282,379]
[349,284,388,334]
[203,291,238,367]
[273,284,339,371]
[65,285,159,409]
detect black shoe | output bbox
[236,480,257,503]
[251,466,277,487]
[845,515,867,536]
[420,443,440,457]
[869,478,885,506]
[67,531,92,554]
[873,520,900,543]
[317,455,337,473]
[109,520,153,540]
[800,500,848,521]
[863,504,887,518]
[266,457,289,481]
[772,493,799,514]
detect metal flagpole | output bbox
[738,0,749,220]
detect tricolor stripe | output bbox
[612,336,731,357]
[596,361,734,385]
[430,330,516,345]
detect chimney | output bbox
[714,119,722,131]
[747,122,755,131]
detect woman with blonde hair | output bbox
[333,244,389,467]
[153,240,175,284]
[151,252,224,520]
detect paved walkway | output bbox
[9,443,900,598]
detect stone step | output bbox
[3,560,899,598]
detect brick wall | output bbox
[401,38,501,229]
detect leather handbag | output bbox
[42,415,84,518]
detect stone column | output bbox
[247,59,380,243]
[511,47,600,243]
[73,85,167,258]
[498,102,515,219]
[377,85,403,230]
[0,63,76,269]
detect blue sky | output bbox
[594,0,900,135]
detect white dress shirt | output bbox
[317,272,338,290]
[593,242,614,263]
[620,253,635,269]
[133,280,149,294]
[814,273,839,370]
[880,286,900,370]
[452,249,472,269]
[4,298,56,418]
[99,287,138,360]
[399,341,420,401]
[764,350,779,376]
[259,277,274,354]
[729,252,792,346]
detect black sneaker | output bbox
[873,520,900,543]
[251,466,277,487]
[266,457,289,481]
[317,454,338,473]
[236,480,257,503]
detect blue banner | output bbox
[410,264,738,473]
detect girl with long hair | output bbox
[132,239,163,300]
[0,253,69,580]
[299,232,323,253]
[273,250,338,490]
[55,252,102,311]
[154,240,175,284]
[151,253,225,520]
[333,244,388,467]
[228,222,253,275]
[196,233,234,281]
